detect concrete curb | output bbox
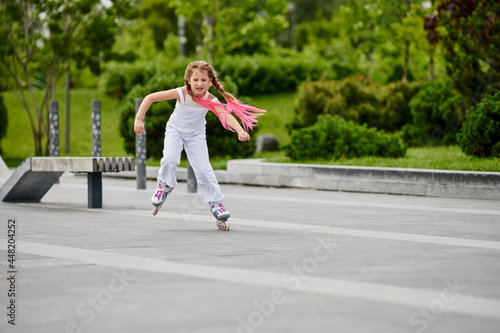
[225,159,500,200]
[100,159,500,200]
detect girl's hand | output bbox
[134,118,145,135]
[238,131,250,142]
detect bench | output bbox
[0,157,135,208]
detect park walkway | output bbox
[0,172,499,333]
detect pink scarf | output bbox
[191,95,266,132]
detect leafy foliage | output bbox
[427,0,500,104]
[402,81,463,147]
[170,0,289,62]
[282,114,406,161]
[291,77,420,133]
[457,92,500,158]
[0,0,133,155]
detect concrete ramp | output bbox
[0,157,135,206]
[0,158,63,202]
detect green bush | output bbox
[282,114,406,161]
[402,81,462,147]
[457,92,500,158]
[381,81,421,131]
[119,73,257,160]
[0,94,7,154]
[291,77,420,132]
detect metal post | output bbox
[135,98,146,189]
[90,100,102,208]
[187,158,198,193]
[91,100,101,157]
[49,101,59,157]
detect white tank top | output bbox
[167,87,218,135]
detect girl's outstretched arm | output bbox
[134,89,179,134]
[212,105,250,141]
[226,113,250,142]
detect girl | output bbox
[133,61,265,230]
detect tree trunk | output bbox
[403,40,410,82]
[207,0,217,64]
[206,14,214,64]
[429,54,435,81]
[34,128,42,156]
[403,0,412,82]
[44,99,50,156]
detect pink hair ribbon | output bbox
[192,96,266,132]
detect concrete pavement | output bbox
[0,173,499,333]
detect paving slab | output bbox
[0,173,499,333]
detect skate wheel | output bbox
[152,204,162,216]
[216,219,230,231]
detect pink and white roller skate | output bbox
[210,202,230,231]
[151,182,173,216]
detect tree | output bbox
[170,0,289,63]
[0,0,132,156]
[457,92,500,157]
[426,0,500,106]
[138,0,178,51]
[390,0,432,82]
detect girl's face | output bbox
[189,69,212,98]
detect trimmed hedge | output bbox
[119,72,257,160]
[101,59,189,99]
[282,114,406,161]
[215,52,334,95]
[457,92,500,158]
[102,52,336,100]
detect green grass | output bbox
[254,146,500,172]
[250,91,296,145]
[1,88,128,167]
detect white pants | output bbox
[157,125,224,203]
